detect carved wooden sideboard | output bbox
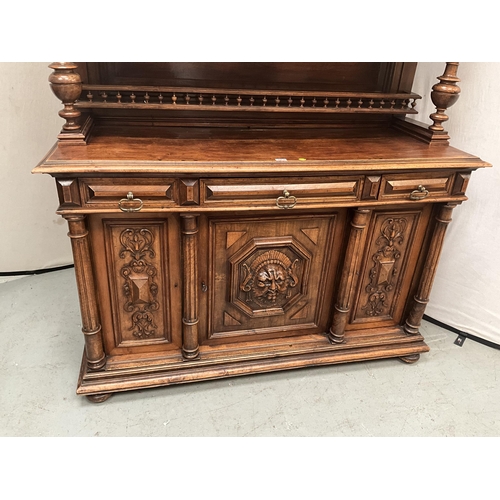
[33,62,490,402]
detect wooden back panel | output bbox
[78,62,417,93]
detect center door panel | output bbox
[198,211,347,344]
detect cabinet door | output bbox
[88,214,182,356]
[347,205,432,330]
[199,212,346,343]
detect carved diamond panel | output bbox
[119,228,160,339]
[104,221,171,346]
[351,210,422,324]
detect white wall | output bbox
[0,63,73,273]
[412,62,500,344]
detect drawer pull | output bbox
[409,185,429,200]
[276,189,297,209]
[118,192,143,212]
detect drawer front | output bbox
[201,176,362,208]
[379,172,454,201]
[81,178,177,209]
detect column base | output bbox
[182,346,200,360]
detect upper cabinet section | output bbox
[45,62,465,148]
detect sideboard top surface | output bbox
[34,126,490,175]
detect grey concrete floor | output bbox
[0,268,499,437]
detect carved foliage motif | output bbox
[362,218,407,317]
[240,250,299,307]
[119,228,159,338]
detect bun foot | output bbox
[399,354,420,364]
[86,393,112,403]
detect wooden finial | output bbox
[429,62,461,133]
[48,62,82,132]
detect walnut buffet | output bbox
[33,62,490,403]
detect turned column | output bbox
[48,63,82,132]
[328,208,371,344]
[404,203,457,335]
[180,214,200,360]
[429,62,461,134]
[64,215,106,371]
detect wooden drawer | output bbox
[201,176,362,208]
[80,177,177,209]
[379,172,454,201]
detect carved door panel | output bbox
[199,212,345,343]
[88,214,182,356]
[347,205,433,330]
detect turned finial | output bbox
[429,62,461,133]
[48,62,82,132]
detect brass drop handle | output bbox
[118,191,143,212]
[409,185,429,200]
[276,189,297,209]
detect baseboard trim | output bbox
[423,314,500,350]
[0,264,74,277]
